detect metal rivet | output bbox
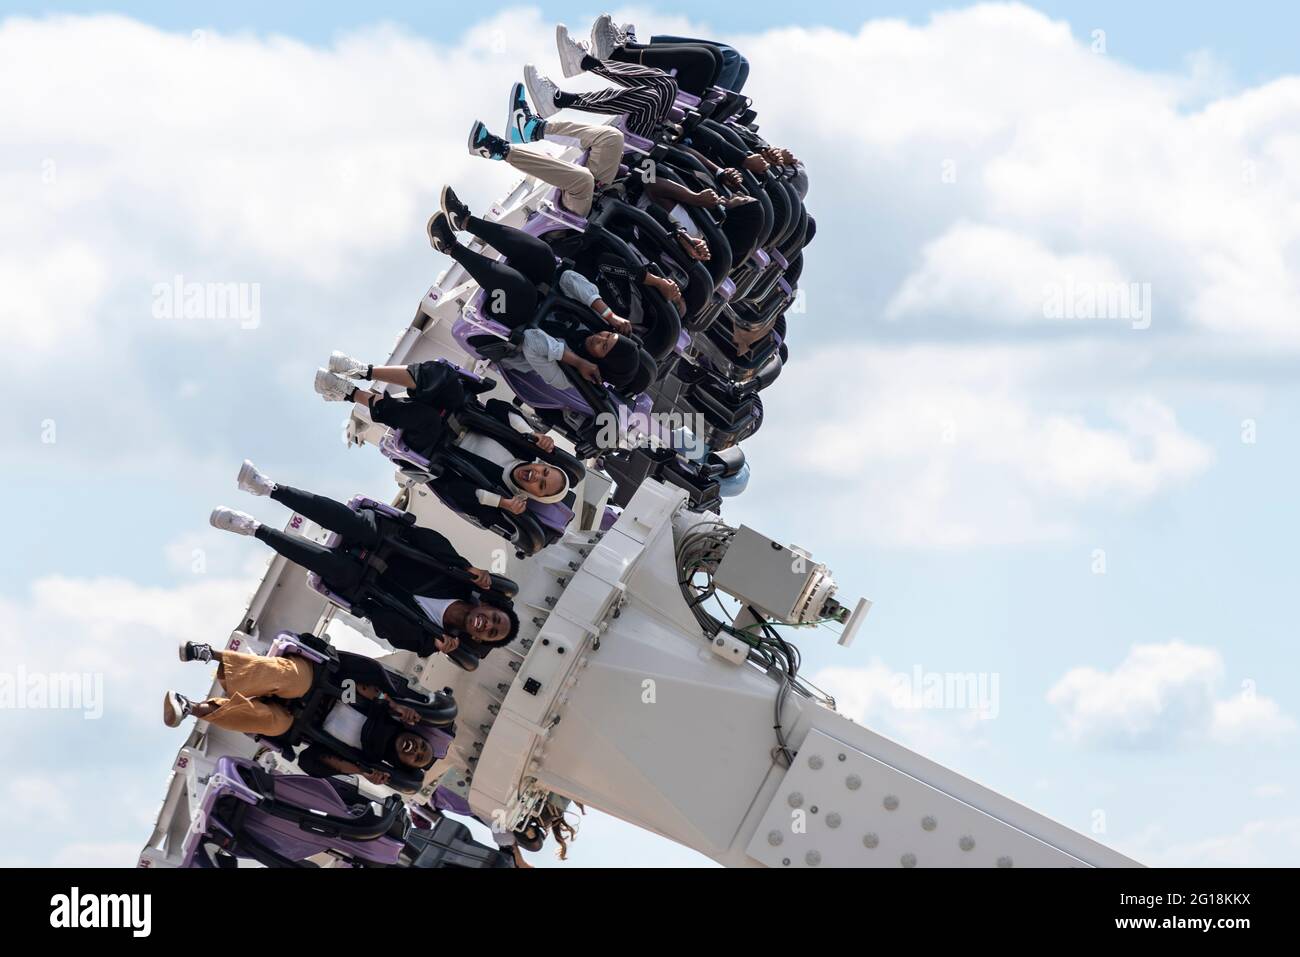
[883,795,899,811]
[767,830,783,846]
[805,850,821,866]
[960,836,975,852]
[922,815,937,831]
[781,858,790,866]
[787,791,804,809]
[846,774,861,791]
[901,852,917,868]
[837,753,847,762]
[826,812,841,829]
[863,833,879,849]
[998,856,1014,868]
[808,754,823,770]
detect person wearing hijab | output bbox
[315,359,572,527]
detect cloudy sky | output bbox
[2,1,1298,867]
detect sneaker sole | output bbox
[178,641,190,662]
[236,459,260,493]
[163,693,181,727]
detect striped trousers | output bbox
[567,58,677,138]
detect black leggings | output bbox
[612,42,720,96]
[369,360,466,452]
[254,485,380,590]
[447,216,557,329]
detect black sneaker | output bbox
[426,212,457,253]
[440,185,472,232]
[179,641,214,663]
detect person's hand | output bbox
[723,194,756,209]
[503,495,528,515]
[364,769,391,786]
[578,359,603,385]
[532,433,556,453]
[355,683,380,700]
[743,153,770,175]
[719,168,743,189]
[677,233,710,261]
[388,701,421,725]
[467,566,493,588]
[609,315,633,335]
[649,274,682,305]
[435,634,460,655]
[696,188,722,207]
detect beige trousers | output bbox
[505,120,624,216]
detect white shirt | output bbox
[320,700,366,749]
[413,595,456,628]
[456,409,534,509]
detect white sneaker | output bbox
[590,13,622,59]
[328,351,370,380]
[620,22,637,44]
[314,368,353,402]
[210,506,260,536]
[555,23,589,78]
[163,691,193,728]
[524,64,561,119]
[236,459,275,497]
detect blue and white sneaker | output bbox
[523,64,561,119]
[468,120,509,160]
[507,82,545,144]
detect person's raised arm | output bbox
[558,269,631,335]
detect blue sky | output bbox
[2,1,1298,867]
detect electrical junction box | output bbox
[713,525,834,624]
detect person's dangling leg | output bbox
[253,524,367,589]
[268,485,380,545]
[432,221,539,327]
[583,57,676,134]
[190,694,296,736]
[544,120,625,191]
[503,142,598,217]
[464,217,557,287]
[214,651,315,699]
[542,56,674,138]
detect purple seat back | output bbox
[183,756,404,868]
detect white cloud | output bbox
[1047,641,1296,749]
[1146,817,1300,867]
[750,343,1212,547]
[736,5,1300,348]
[0,573,251,725]
[812,660,994,760]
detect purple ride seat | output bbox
[181,756,406,868]
[303,495,405,611]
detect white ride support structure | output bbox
[139,133,1140,870]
